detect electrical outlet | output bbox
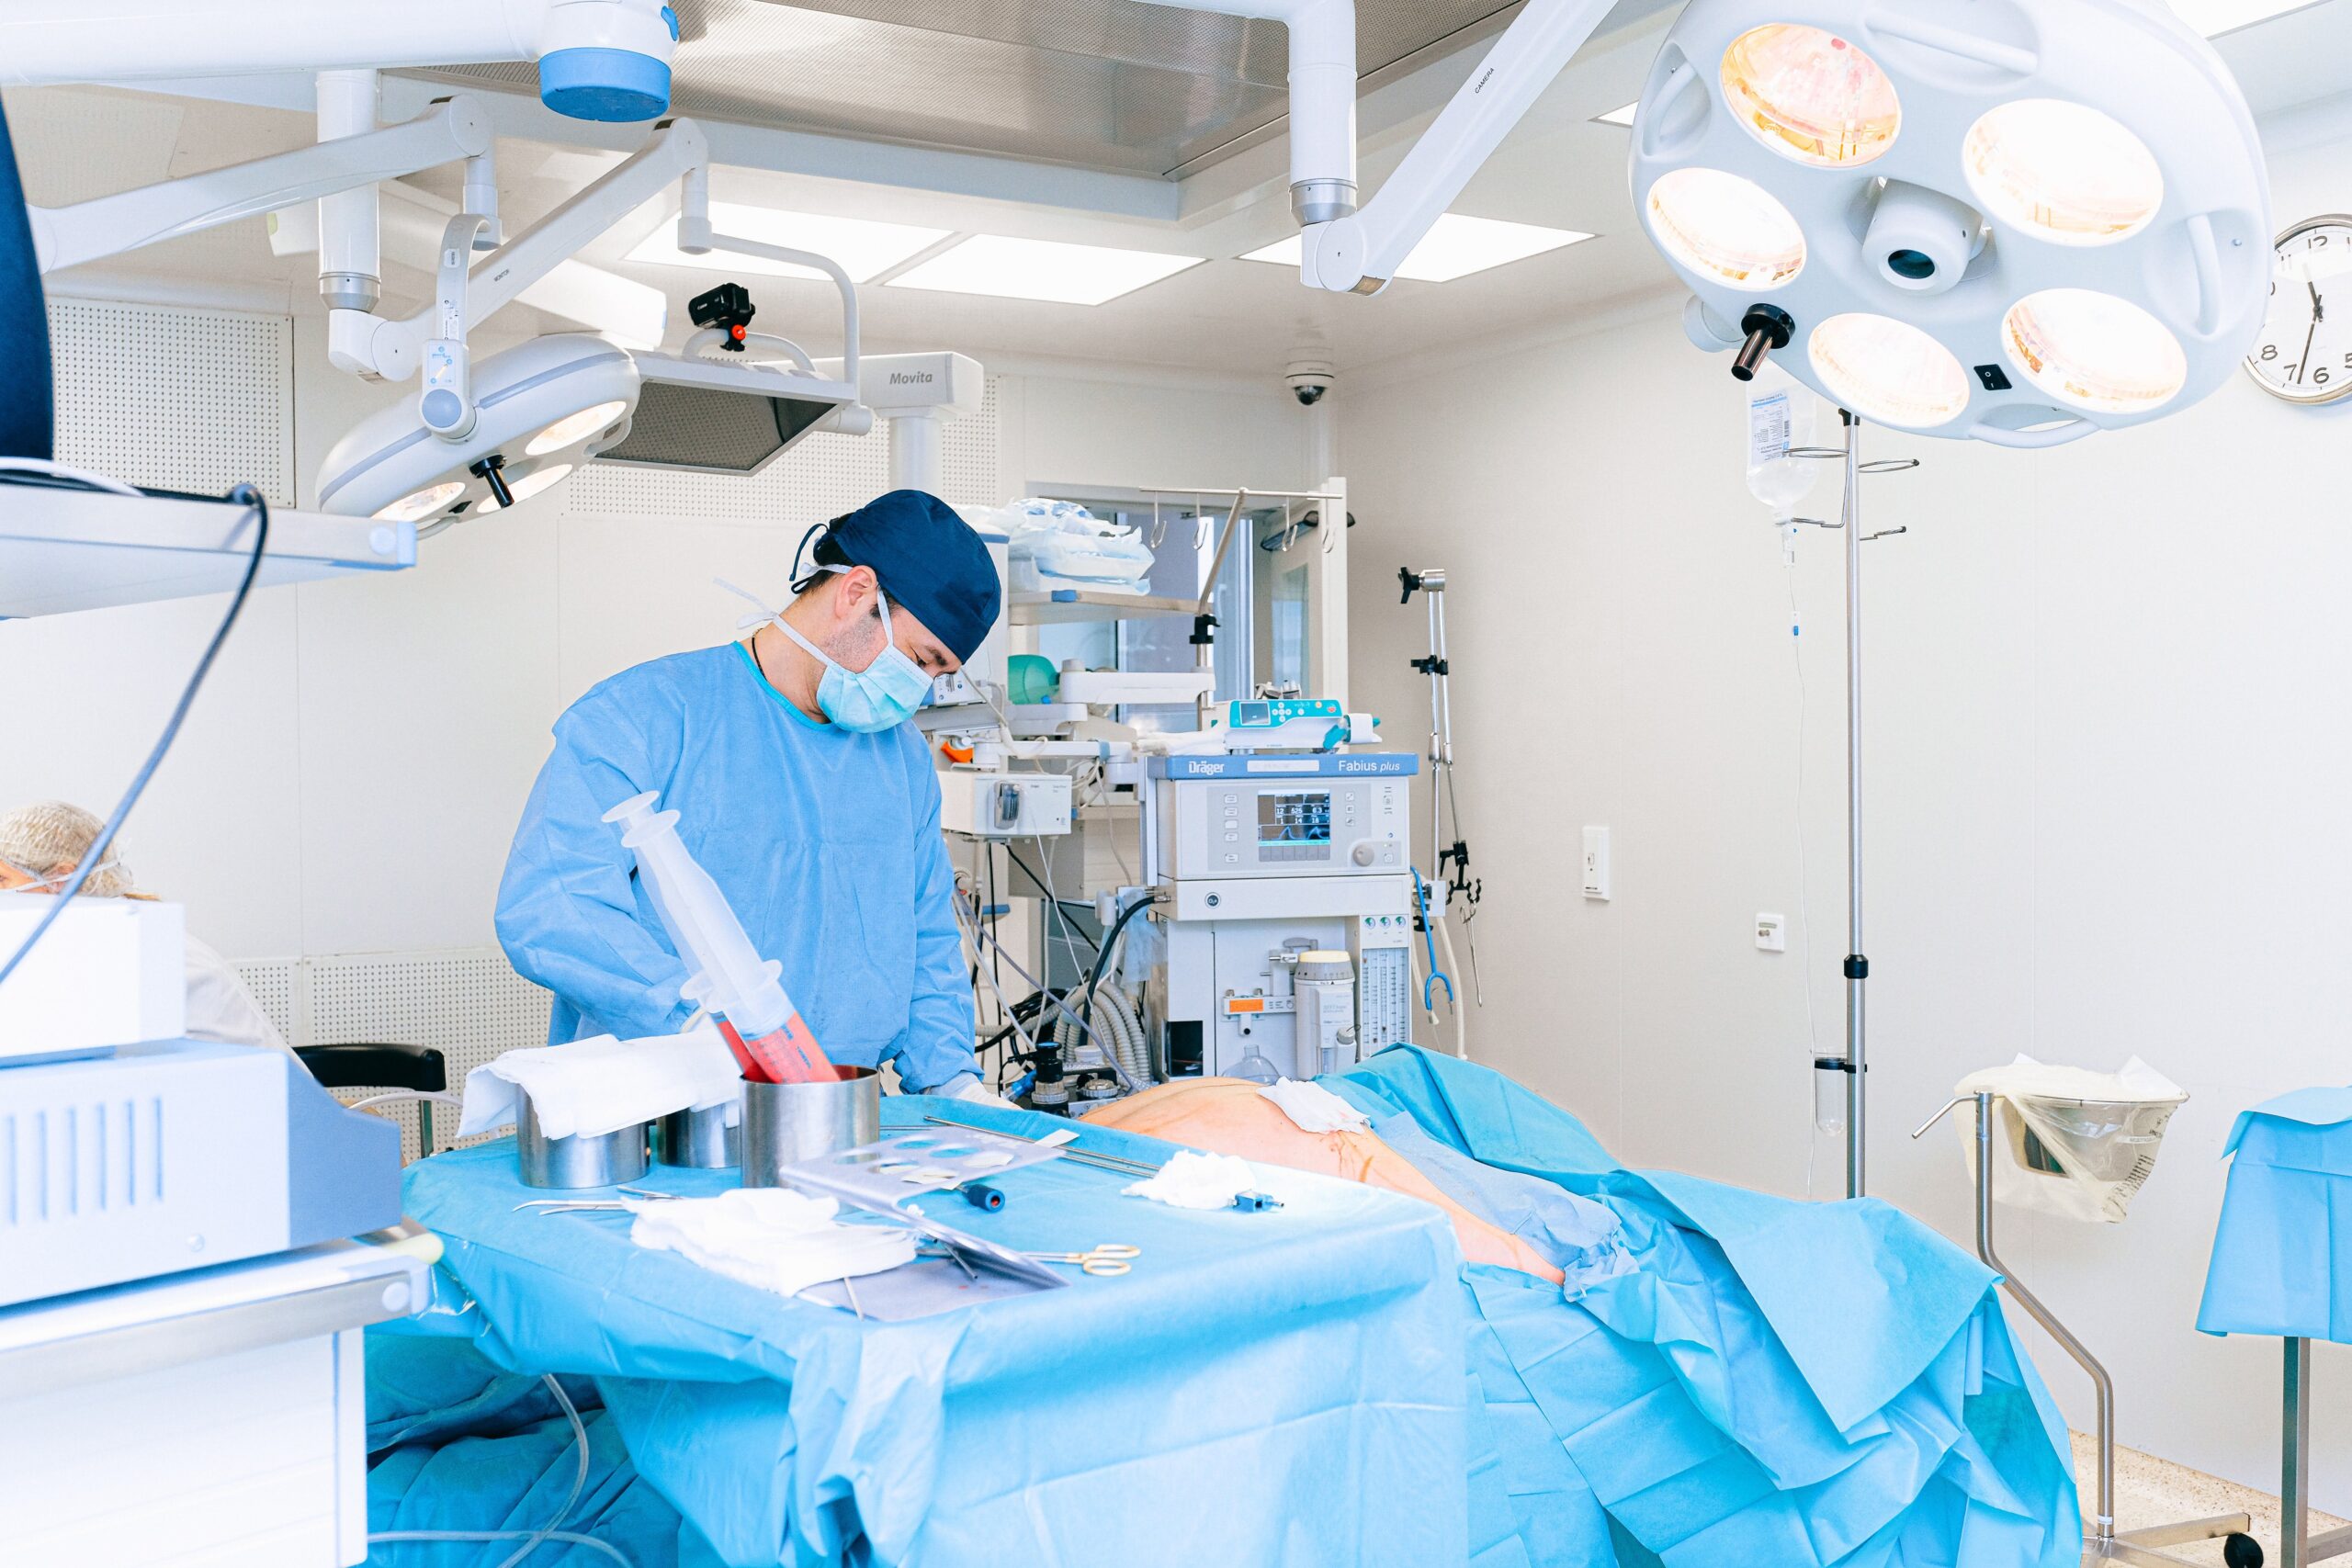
[1582,828,1611,900]
[1755,912,1787,953]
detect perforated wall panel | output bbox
[47,299,294,504]
[562,378,1002,524]
[232,958,299,1044]
[235,949,552,1163]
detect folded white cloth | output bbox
[458,1025,744,1141]
[1258,1078,1371,1134]
[628,1189,916,1298]
[1125,1150,1260,1211]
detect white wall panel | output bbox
[0,566,306,960]
[290,507,563,956]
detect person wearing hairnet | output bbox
[496,490,1004,1100]
[0,800,291,1055]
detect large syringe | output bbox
[603,792,834,1085]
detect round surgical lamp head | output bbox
[316,334,639,534]
[1628,0,2269,445]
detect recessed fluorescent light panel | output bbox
[2172,0,2324,33]
[885,235,1204,304]
[1595,100,1640,126]
[1242,214,1593,283]
[627,203,949,284]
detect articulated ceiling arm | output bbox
[1309,0,1617,293]
[1134,0,1615,296]
[337,117,712,383]
[27,96,494,276]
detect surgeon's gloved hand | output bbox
[926,1072,1015,1108]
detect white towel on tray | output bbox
[458,1025,743,1141]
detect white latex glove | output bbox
[926,1071,1016,1108]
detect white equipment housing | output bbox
[942,773,1074,840]
[1147,754,1418,1078]
[0,898,422,1567]
[0,899,187,1060]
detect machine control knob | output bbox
[1351,842,1376,867]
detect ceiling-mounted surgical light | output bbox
[317,330,861,530]
[1719,24,1900,168]
[1808,313,1972,429]
[526,399,633,457]
[1962,100,2165,247]
[1631,0,2269,444]
[373,480,469,525]
[1645,166,1806,288]
[2004,288,2188,414]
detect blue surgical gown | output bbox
[496,641,978,1091]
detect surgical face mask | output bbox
[720,572,933,733]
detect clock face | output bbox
[2247,216,2352,404]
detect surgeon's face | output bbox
[823,567,963,680]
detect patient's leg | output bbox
[1086,1080,1566,1283]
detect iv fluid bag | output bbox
[1746,365,1820,522]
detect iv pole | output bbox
[1791,410,1911,1200]
[1840,412,1868,1199]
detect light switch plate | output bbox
[1756,912,1787,952]
[1582,827,1611,901]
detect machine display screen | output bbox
[1257,791,1331,846]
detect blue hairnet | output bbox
[797,490,1001,664]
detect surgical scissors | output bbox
[1023,1243,1139,1277]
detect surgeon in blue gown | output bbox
[496,490,1002,1099]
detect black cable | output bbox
[999,842,1093,981]
[1080,893,1157,1053]
[0,485,270,989]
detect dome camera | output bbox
[1286,359,1336,406]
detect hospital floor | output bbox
[2082,1431,2343,1563]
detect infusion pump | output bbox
[1147,755,1419,1079]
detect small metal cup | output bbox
[516,1098,650,1190]
[651,1102,740,1169]
[741,1068,881,1189]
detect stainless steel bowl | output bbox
[741,1068,881,1188]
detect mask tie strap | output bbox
[715,577,786,636]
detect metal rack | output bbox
[1915,1092,2261,1567]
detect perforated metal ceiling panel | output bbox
[418,0,1584,176]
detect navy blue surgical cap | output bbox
[796,490,1001,664]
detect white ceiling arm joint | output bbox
[358,117,710,383]
[462,143,503,251]
[1327,0,1618,292]
[677,164,711,250]
[423,214,492,441]
[1128,0,1357,224]
[28,95,493,276]
[316,69,383,313]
